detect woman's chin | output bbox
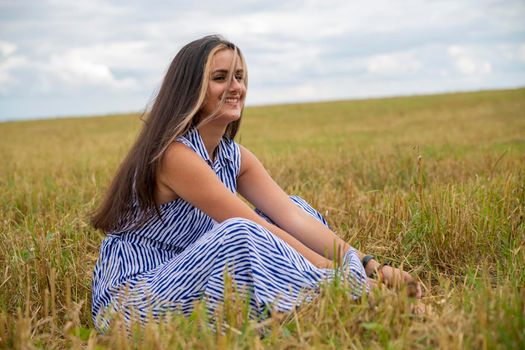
[211,108,242,123]
[225,110,242,120]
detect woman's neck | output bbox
[197,123,227,162]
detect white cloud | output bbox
[47,0,130,17]
[518,44,525,62]
[1,0,525,120]
[44,51,138,90]
[0,56,27,93]
[0,41,28,94]
[59,42,158,70]
[455,57,491,75]
[447,45,492,75]
[0,41,17,57]
[366,51,422,75]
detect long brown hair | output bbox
[91,35,248,232]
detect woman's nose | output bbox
[229,76,242,91]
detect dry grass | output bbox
[0,88,524,349]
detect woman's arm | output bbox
[237,145,360,260]
[158,142,332,268]
[237,146,422,297]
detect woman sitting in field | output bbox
[91,35,422,331]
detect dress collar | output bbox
[187,128,235,168]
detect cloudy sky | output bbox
[1,0,524,121]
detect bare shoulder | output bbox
[159,141,214,189]
[160,140,215,179]
[163,141,199,166]
[158,142,261,224]
[156,142,204,203]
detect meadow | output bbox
[0,88,524,349]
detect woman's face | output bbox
[200,49,246,123]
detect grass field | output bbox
[0,88,524,349]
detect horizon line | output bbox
[1,85,524,124]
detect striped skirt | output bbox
[92,196,367,332]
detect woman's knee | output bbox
[216,217,261,239]
[220,217,256,228]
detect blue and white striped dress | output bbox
[92,128,367,331]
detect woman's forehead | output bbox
[211,49,244,70]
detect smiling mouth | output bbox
[225,97,240,104]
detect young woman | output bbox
[91,35,421,331]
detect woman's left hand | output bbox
[379,265,423,299]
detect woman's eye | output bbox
[212,74,243,82]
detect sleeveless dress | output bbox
[91,128,367,332]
